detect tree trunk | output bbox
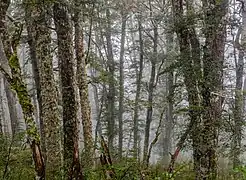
[133,15,144,159]
[199,1,227,178]
[24,2,45,152]
[118,12,127,159]
[4,79,18,136]
[171,0,202,177]
[31,1,62,177]
[0,1,45,179]
[231,0,246,169]
[143,21,158,167]
[105,6,116,151]
[74,0,94,168]
[53,1,83,179]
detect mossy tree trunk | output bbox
[74,0,94,168]
[25,0,62,178]
[0,1,45,179]
[172,0,203,177]
[199,1,227,179]
[24,1,45,151]
[53,1,83,179]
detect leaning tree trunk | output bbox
[53,1,83,179]
[74,0,94,168]
[171,0,202,176]
[4,79,18,136]
[0,1,45,179]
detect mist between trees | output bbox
[0,0,245,179]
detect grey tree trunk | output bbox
[231,0,246,170]
[24,2,45,151]
[105,6,116,151]
[143,21,158,167]
[118,12,127,159]
[133,15,144,159]
[4,79,18,136]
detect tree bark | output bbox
[105,5,116,151]
[53,1,83,179]
[231,0,246,170]
[24,1,45,152]
[200,1,227,178]
[143,20,158,167]
[133,15,144,159]
[74,0,94,168]
[4,79,18,136]
[118,11,127,159]
[30,1,62,177]
[0,1,45,179]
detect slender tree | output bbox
[74,0,94,167]
[133,14,144,159]
[118,10,127,159]
[231,0,246,169]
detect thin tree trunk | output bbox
[74,0,94,167]
[105,6,116,151]
[118,12,127,159]
[162,18,174,166]
[133,15,144,159]
[231,0,246,169]
[4,79,18,136]
[143,21,158,167]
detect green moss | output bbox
[8,53,40,143]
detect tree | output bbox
[231,0,246,170]
[53,1,83,178]
[143,3,158,166]
[74,0,94,167]
[32,0,62,177]
[118,9,127,159]
[133,14,144,159]
[105,2,116,151]
[0,1,45,179]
